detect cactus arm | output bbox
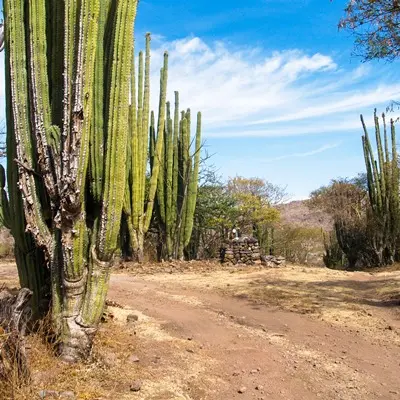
[0,165,11,229]
[390,119,399,202]
[141,34,151,212]
[96,0,137,261]
[28,0,59,201]
[49,0,64,129]
[144,53,168,231]
[131,50,143,236]
[361,114,381,211]
[183,112,202,247]
[5,0,51,249]
[165,103,174,256]
[172,92,180,231]
[89,0,108,204]
[149,111,156,173]
[374,110,386,203]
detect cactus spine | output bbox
[154,93,202,260]
[3,0,138,361]
[361,110,400,265]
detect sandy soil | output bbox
[1,261,400,399]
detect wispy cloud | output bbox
[143,36,400,138]
[260,142,341,163]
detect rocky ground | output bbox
[0,261,399,399]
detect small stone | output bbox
[127,314,139,323]
[238,387,247,394]
[38,390,60,399]
[187,349,195,353]
[232,371,240,376]
[255,385,264,391]
[250,369,258,374]
[130,380,142,392]
[60,392,76,399]
[128,354,140,363]
[187,336,193,341]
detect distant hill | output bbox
[277,200,332,231]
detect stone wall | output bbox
[220,237,286,267]
[220,237,260,265]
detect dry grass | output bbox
[0,309,141,400]
[0,229,13,260]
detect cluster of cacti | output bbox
[2,0,138,361]
[361,110,400,265]
[152,93,202,260]
[122,34,202,262]
[123,35,167,262]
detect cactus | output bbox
[361,110,400,265]
[3,0,138,361]
[123,36,168,262]
[153,93,202,260]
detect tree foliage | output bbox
[227,176,284,253]
[339,0,400,61]
[309,176,372,268]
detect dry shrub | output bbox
[274,224,325,265]
[0,288,32,400]
[0,229,14,259]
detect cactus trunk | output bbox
[3,0,138,361]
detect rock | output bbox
[102,351,118,367]
[60,392,76,399]
[127,314,139,323]
[232,371,240,376]
[255,385,264,391]
[38,390,60,399]
[250,369,258,374]
[128,354,140,363]
[238,387,247,394]
[130,380,142,392]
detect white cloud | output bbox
[141,36,400,138]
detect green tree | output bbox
[187,168,237,259]
[227,176,283,253]
[339,0,400,61]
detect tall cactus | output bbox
[123,35,168,262]
[3,0,138,361]
[361,110,400,265]
[153,93,202,260]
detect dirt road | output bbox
[1,262,399,399]
[107,265,400,400]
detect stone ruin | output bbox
[220,237,286,266]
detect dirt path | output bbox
[107,266,400,400]
[1,261,399,399]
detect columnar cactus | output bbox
[3,0,138,361]
[153,93,202,260]
[123,35,168,262]
[361,110,400,265]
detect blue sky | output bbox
[1,0,400,199]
